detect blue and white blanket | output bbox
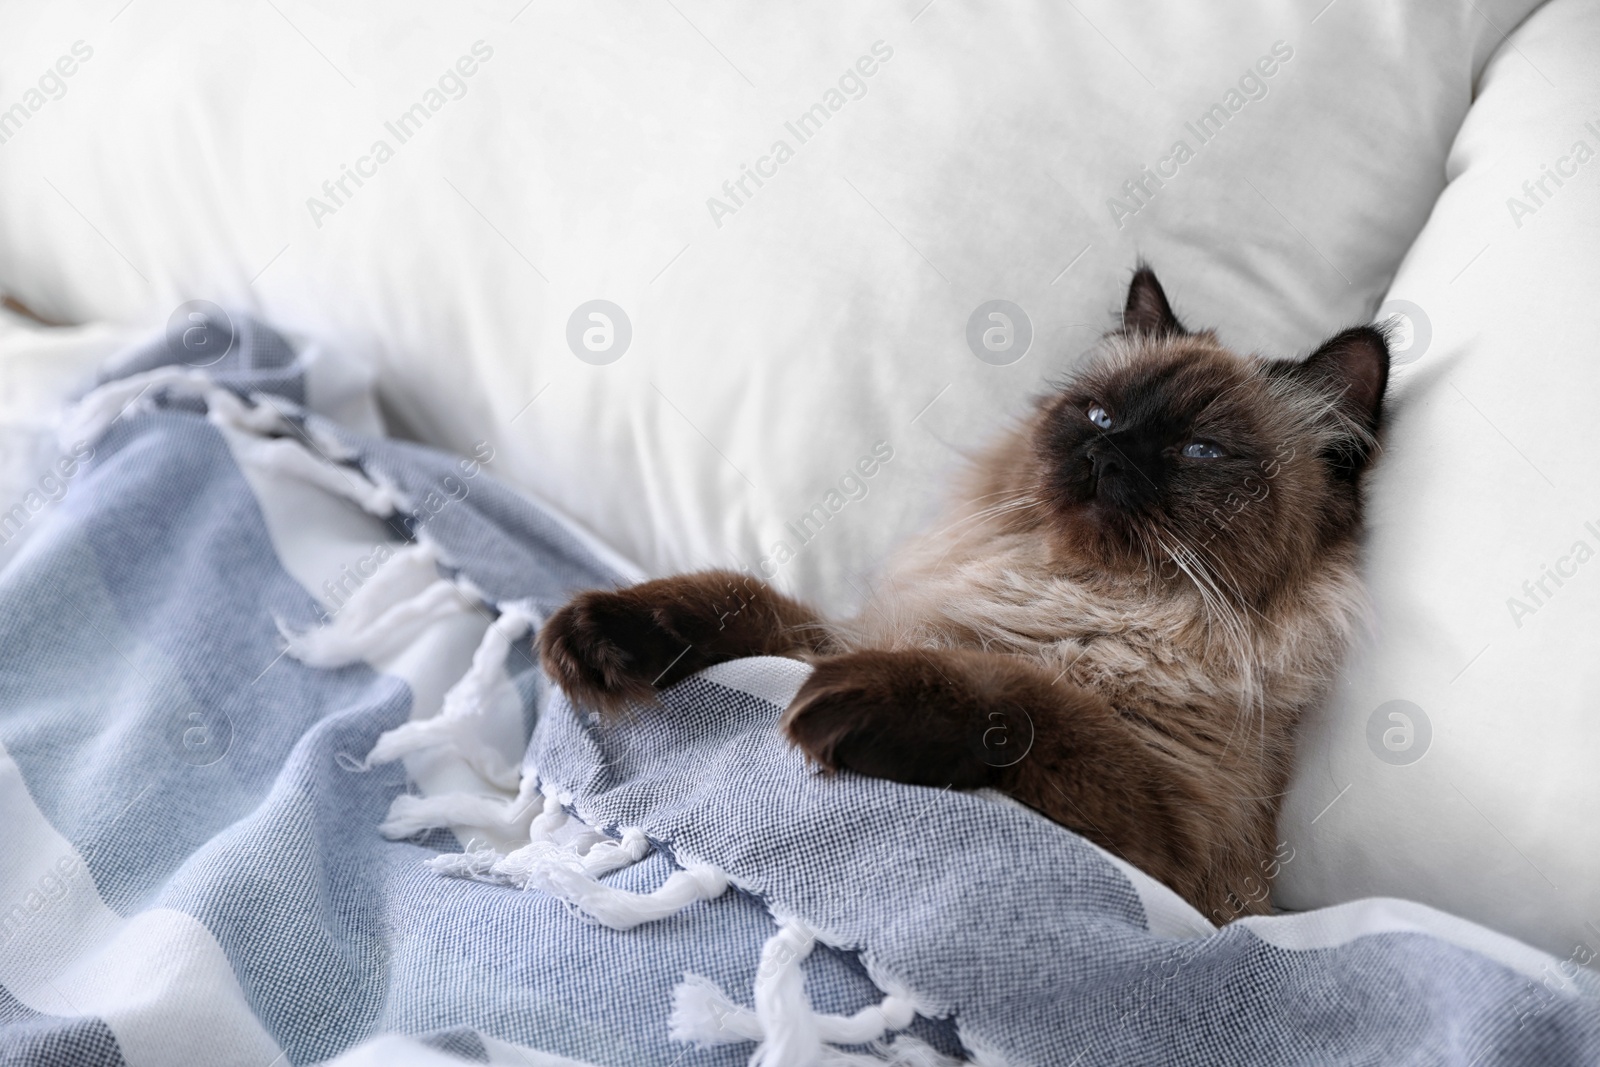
[2,317,1599,1067]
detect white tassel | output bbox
[562,825,609,857]
[382,774,546,840]
[380,791,528,839]
[527,791,570,838]
[426,839,501,878]
[753,918,823,1067]
[413,775,665,926]
[578,827,651,876]
[424,784,662,918]
[206,385,297,436]
[365,712,522,789]
[440,607,540,724]
[62,365,405,517]
[432,818,653,882]
[361,604,538,789]
[225,429,400,516]
[59,365,216,448]
[283,542,475,668]
[671,918,921,1066]
[671,974,766,1044]
[557,859,726,931]
[284,577,468,665]
[488,840,726,931]
[814,996,918,1047]
[672,975,917,1050]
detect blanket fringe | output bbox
[420,780,727,930]
[671,974,766,1043]
[359,601,539,790]
[86,372,761,978]
[225,427,398,515]
[63,366,242,446]
[350,591,730,931]
[500,842,727,931]
[280,541,479,669]
[75,364,745,966]
[378,759,545,842]
[381,791,530,839]
[755,917,824,1067]
[569,826,651,877]
[341,586,723,931]
[424,815,650,882]
[63,366,402,515]
[668,916,927,1067]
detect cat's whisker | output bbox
[927,491,1043,541]
[925,493,1047,569]
[965,483,1046,504]
[1154,531,1268,760]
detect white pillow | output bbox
[0,308,141,567]
[0,0,1541,614]
[1276,0,1600,963]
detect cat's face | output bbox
[1017,269,1389,602]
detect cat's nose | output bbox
[1087,446,1128,499]
[1086,440,1158,507]
[1088,448,1124,480]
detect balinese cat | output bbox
[539,268,1389,922]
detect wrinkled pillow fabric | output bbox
[1277,0,1600,964]
[0,0,1542,612]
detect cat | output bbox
[538,267,1389,922]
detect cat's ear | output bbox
[1288,325,1391,435]
[1267,324,1391,478]
[1121,266,1187,338]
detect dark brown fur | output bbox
[540,267,1390,922]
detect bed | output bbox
[2,1,1599,1063]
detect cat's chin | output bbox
[1046,500,1162,579]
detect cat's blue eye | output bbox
[1086,405,1113,430]
[1182,441,1225,459]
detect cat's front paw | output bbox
[541,570,825,715]
[781,651,999,790]
[538,587,702,715]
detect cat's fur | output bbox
[539,268,1390,922]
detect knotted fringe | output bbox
[421,792,722,931]
[69,371,445,673]
[63,366,399,514]
[671,971,917,1048]
[380,786,538,840]
[755,918,824,1067]
[429,784,716,931]
[371,690,545,840]
[74,364,434,665]
[313,572,724,930]
[225,427,398,513]
[357,601,541,789]
[341,591,727,929]
[509,844,727,931]
[279,541,479,669]
[426,819,648,882]
[671,916,938,1067]
[64,367,272,447]
[671,974,765,1043]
